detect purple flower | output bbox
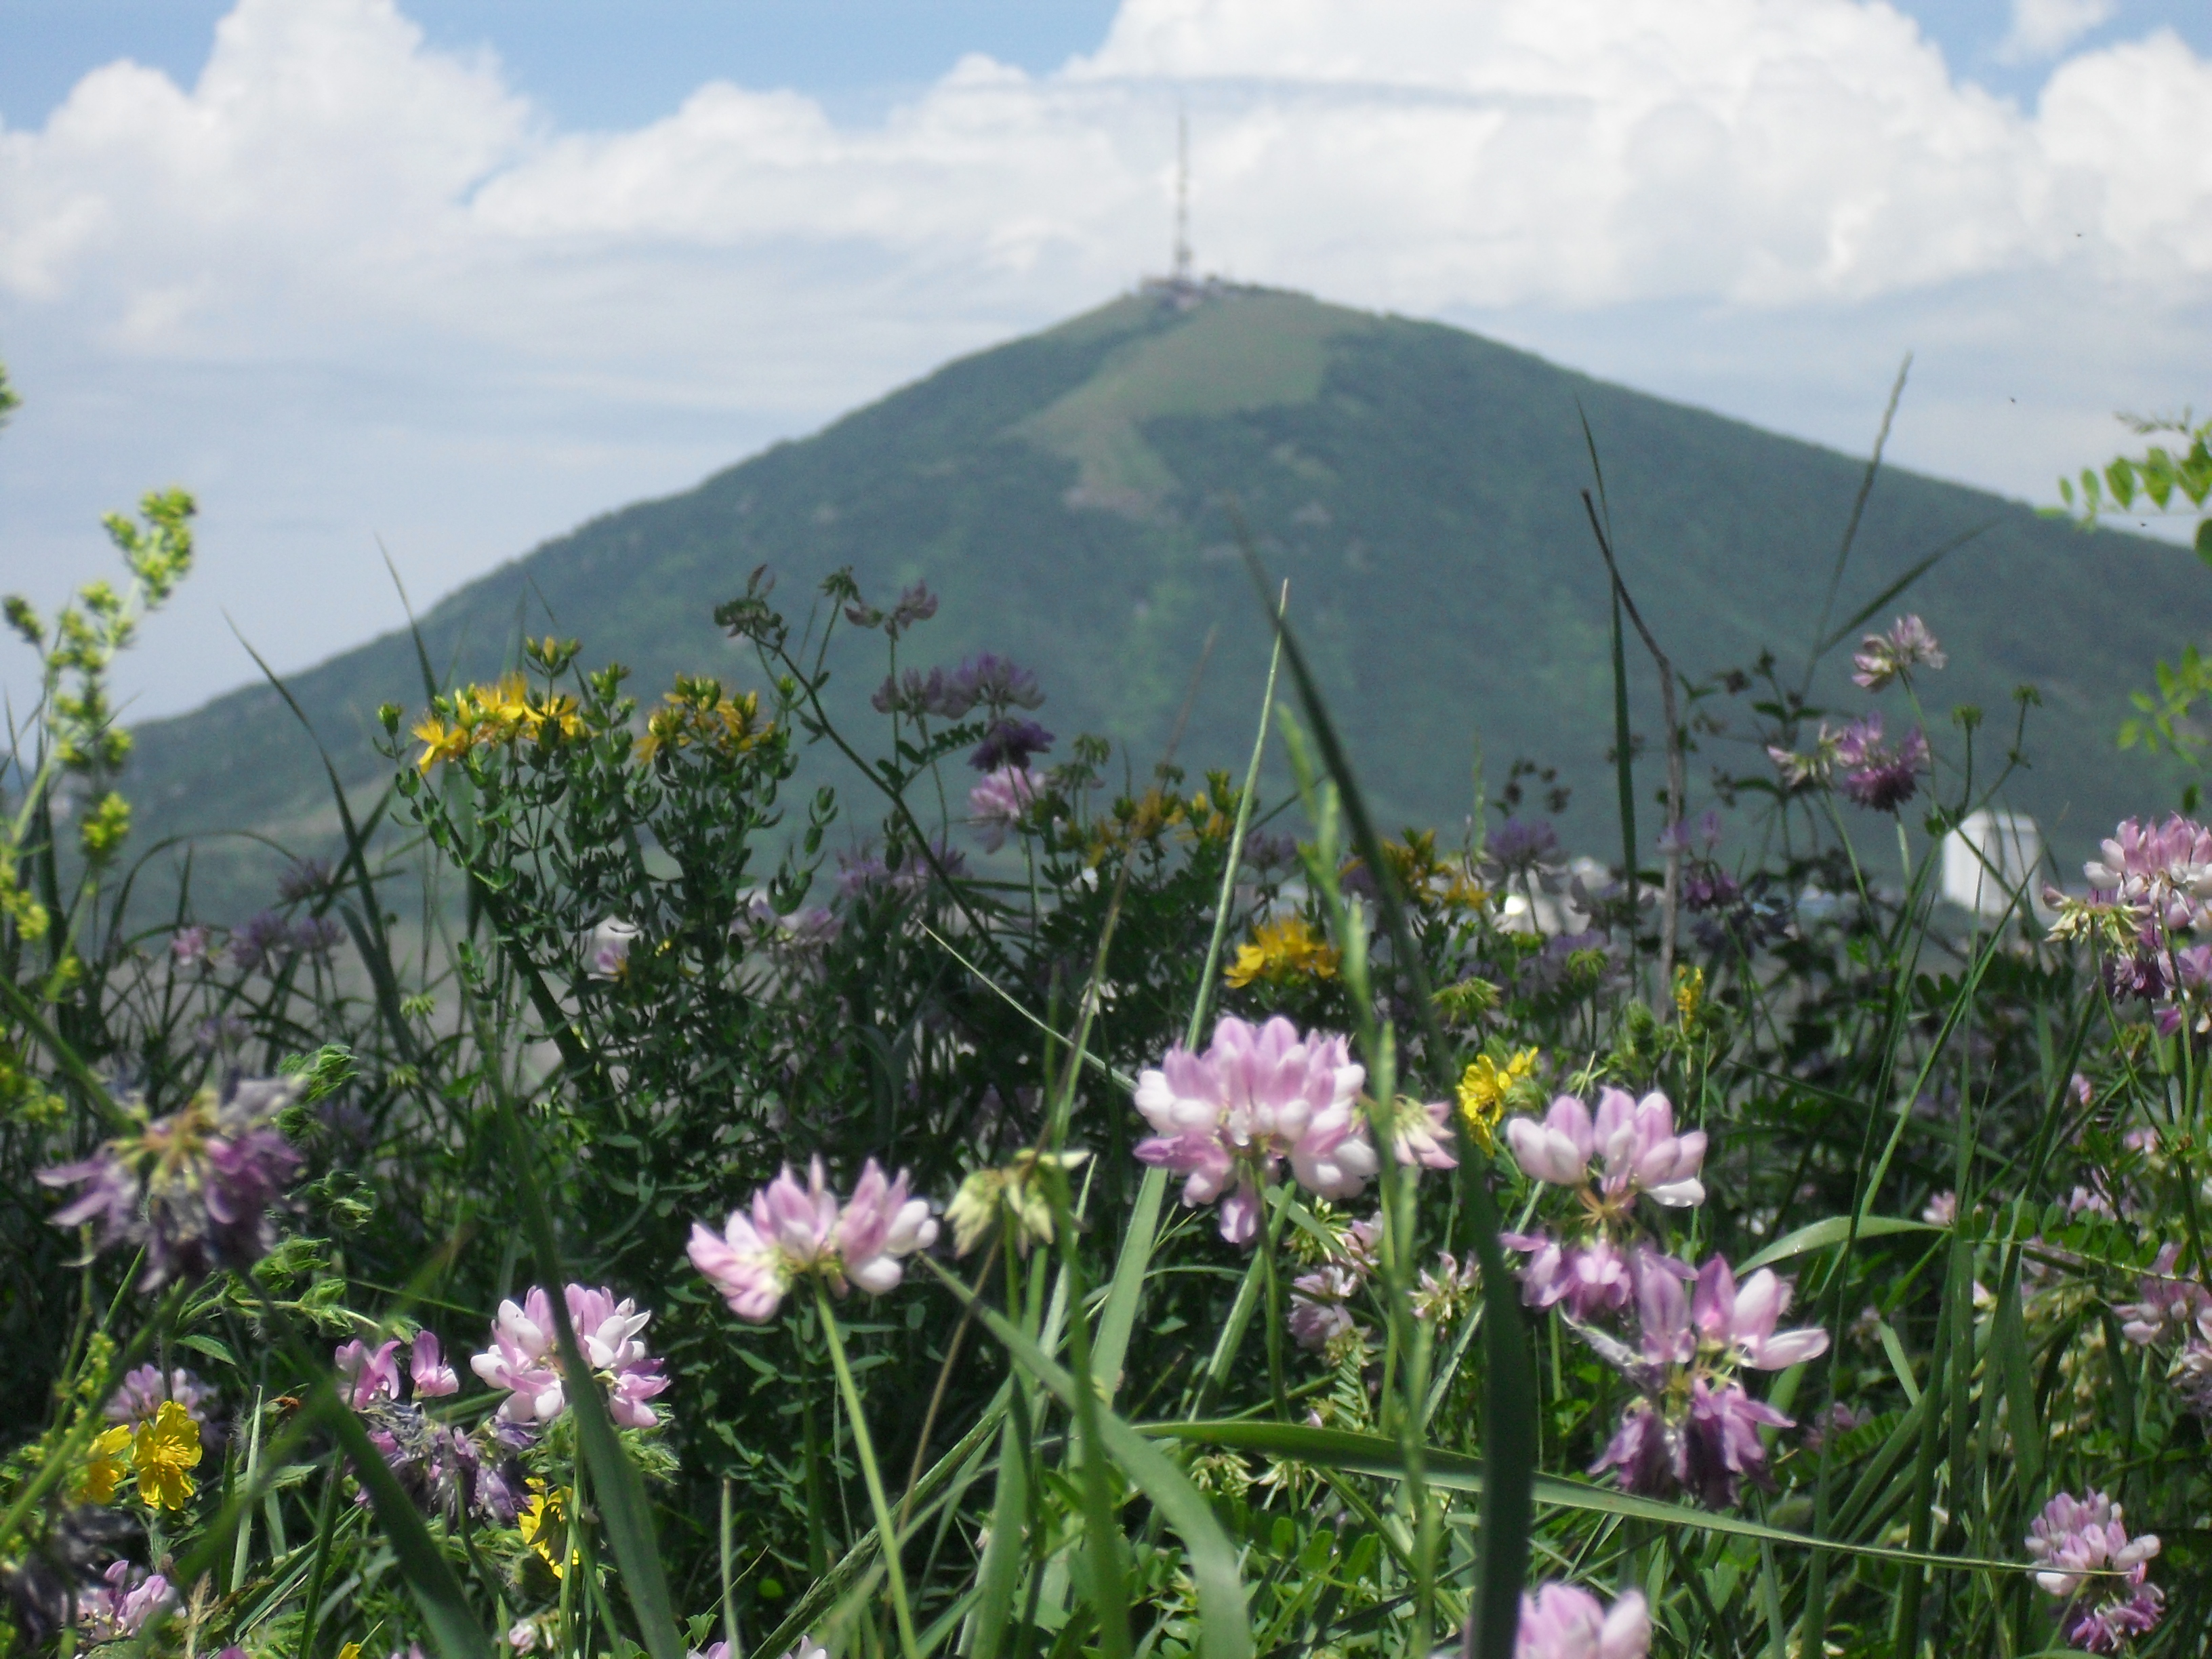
[169,926,209,967]
[2086,814,2212,933]
[228,910,293,971]
[2028,1492,2163,1652]
[969,717,1054,772]
[106,1364,218,1431]
[1850,613,1946,690]
[888,581,938,636]
[469,1283,671,1428]
[2115,1244,2211,1345]
[689,1155,939,1322]
[1242,831,1300,873]
[873,665,969,720]
[1833,714,1929,812]
[1655,809,1723,857]
[39,1074,304,1286]
[968,766,1039,853]
[335,1338,406,1409]
[291,915,346,957]
[949,653,1044,714]
[1498,1231,1633,1320]
[1503,1087,1706,1208]
[1679,1377,1793,1507]
[1385,1094,1459,1172]
[77,1562,173,1643]
[1513,1582,1650,1659]
[278,858,335,902]
[411,1331,460,1397]
[1690,1256,1830,1370]
[1483,818,1559,878]
[1132,1015,1375,1246]
[1288,1263,1362,1351]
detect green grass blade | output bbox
[1738,1214,1938,1272]
[928,1259,1253,1659]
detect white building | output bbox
[1942,811,2043,919]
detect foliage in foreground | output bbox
[3,368,2210,1659]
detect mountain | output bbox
[122,284,2200,916]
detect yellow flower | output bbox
[130,1399,202,1510]
[1224,914,1340,990]
[1674,966,1705,1025]
[520,1481,573,1578]
[75,1424,135,1504]
[410,714,470,774]
[635,679,771,763]
[339,1643,363,1659]
[1456,1048,1539,1152]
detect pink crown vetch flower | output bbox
[1503,1086,1706,1209]
[2026,1492,2164,1653]
[1513,1582,1650,1659]
[1133,1015,1375,1246]
[470,1284,670,1427]
[689,1155,939,1322]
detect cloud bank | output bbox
[1,0,2208,714]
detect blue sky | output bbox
[9,0,2206,130]
[3,0,2209,717]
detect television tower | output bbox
[1172,109,1193,285]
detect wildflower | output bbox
[1921,1190,1958,1227]
[470,1284,670,1427]
[169,925,209,966]
[586,917,640,979]
[1380,1094,1458,1171]
[1457,1048,1538,1152]
[106,1364,217,1431]
[1580,1249,1820,1507]
[636,681,771,763]
[1132,1015,1376,1246]
[75,1425,134,1504]
[411,712,471,773]
[228,909,293,971]
[943,1149,1088,1257]
[1673,965,1704,1024]
[2115,1244,2210,1344]
[1498,1231,1633,1320]
[335,1338,405,1408]
[1513,1582,1650,1659]
[77,1561,174,1643]
[278,858,335,902]
[411,1331,460,1397]
[1483,819,1560,880]
[1850,614,1946,690]
[969,716,1054,771]
[1767,733,1836,790]
[2027,1492,2163,1654]
[949,652,1044,712]
[520,1479,575,1577]
[968,766,1038,853]
[131,1399,203,1509]
[2084,814,2212,932]
[1289,1263,1364,1351]
[1503,1086,1706,1210]
[1412,1250,1478,1324]
[1223,913,1339,989]
[39,1074,303,1286]
[1655,808,1723,858]
[1832,714,1928,812]
[689,1156,939,1322]
[291,916,346,957]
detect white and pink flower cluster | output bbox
[968,766,1039,853]
[336,1332,460,1410]
[471,1284,670,1429]
[689,1155,939,1322]
[2114,1243,2212,1418]
[1498,1087,1706,1321]
[1513,1582,1650,1659]
[2026,1491,2163,1654]
[1132,1016,1384,1246]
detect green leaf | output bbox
[176,1332,237,1367]
[1147,1420,2030,1574]
[2196,516,2212,564]
[1738,1214,1937,1272]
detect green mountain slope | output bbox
[123,285,2199,915]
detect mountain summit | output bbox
[127,285,2197,906]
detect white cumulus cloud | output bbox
[0,0,2207,716]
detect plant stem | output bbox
[813,1280,922,1659]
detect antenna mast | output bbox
[1172,109,1193,284]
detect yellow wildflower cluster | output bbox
[77,1400,202,1510]
[411,674,586,773]
[1225,914,1340,990]
[635,677,771,764]
[1456,1047,1540,1152]
[1347,831,1489,913]
[1674,965,1706,1025]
